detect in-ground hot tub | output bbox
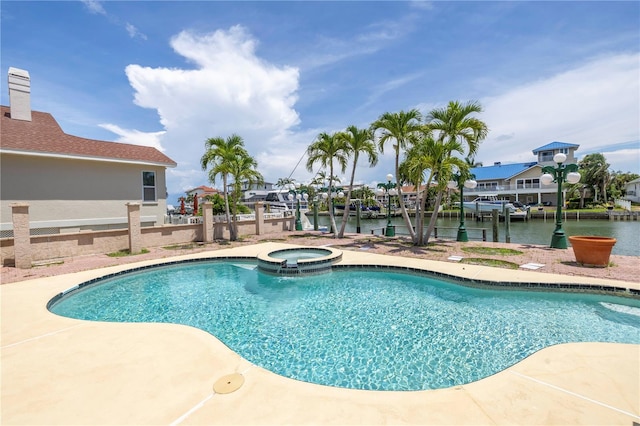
[257,247,342,274]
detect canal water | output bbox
[314,215,640,256]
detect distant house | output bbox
[186,185,220,202]
[227,181,276,203]
[468,142,580,206]
[1,67,177,237]
[623,178,640,203]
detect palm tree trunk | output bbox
[394,152,416,242]
[414,195,422,245]
[417,188,430,245]
[338,163,358,238]
[424,190,444,244]
[328,166,339,237]
[416,170,435,246]
[222,175,234,241]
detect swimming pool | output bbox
[48,261,640,391]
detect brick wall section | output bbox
[1,206,294,266]
[127,203,142,255]
[11,203,31,269]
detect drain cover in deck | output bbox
[213,373,244,394]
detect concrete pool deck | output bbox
[1,242,639,425]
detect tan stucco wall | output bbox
[511,166,543,181]
[1,217,294,265]
[0,154,167,227]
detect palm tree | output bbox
[427,100,488,159]
[579,153,610,203]
[423,101,488,243]
[229,155,264,239]
[306,132,348,236]
[337,125,379,238]
[276,177,295,190]
[200,134,250,241]
[371,109,422,241]
[401,131,467,245]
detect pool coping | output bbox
[2,242,639,425]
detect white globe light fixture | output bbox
[540,173,554,186]
[553,153,567,164]
[464,179,478,189]
[566,172,581,184]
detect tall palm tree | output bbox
[401,131,467,245]
[371,109,422,241]
[306,132,348,237]
[200,134,250,241]
[427,100,488,159]
[423,101,488,243]
[337,125,379,238]
[229,154,264,239]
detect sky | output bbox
[1,1,639,203]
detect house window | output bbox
[539,151,554,162]
[517,178,540,189]
[142,171,156,202]
[559,148,569,154]
[477,182,498,190]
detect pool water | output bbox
[269,248,332,261]
[49,262,640,391]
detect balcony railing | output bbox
[465,183,557,193]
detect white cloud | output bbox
[119,26,303,194]
[598,147,640,174]
[80,1,146,40]
[81,0,106,15]
[125,23,147,40]
[99,123,165,151]
[478,52,640,173]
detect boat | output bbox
[509,201,531,220]
[463,195,515,215]
[334,201,381,216]
[264,190,294,212]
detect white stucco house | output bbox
[623,178,640,203]
[0,67,177,237]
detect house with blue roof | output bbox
[466,142,579,206]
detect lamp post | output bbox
[447,175,477,242]
[287,184,309,231]
[377,174,397,237]
[540,153,581,249]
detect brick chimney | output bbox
[8,67,32,122]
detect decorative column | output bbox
[202,202,213,243]
[126,202,141,255]
[255,202,264,235]
[11,202,31,269]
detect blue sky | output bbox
[2,1,638,202]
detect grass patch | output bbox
[107,248,150,257]
[462,247,523,256]
[163,243,198,250]
[461,257,520,269]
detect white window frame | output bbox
[477,181,498,190]
[517,178,540,189]
[142,171,157,203]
